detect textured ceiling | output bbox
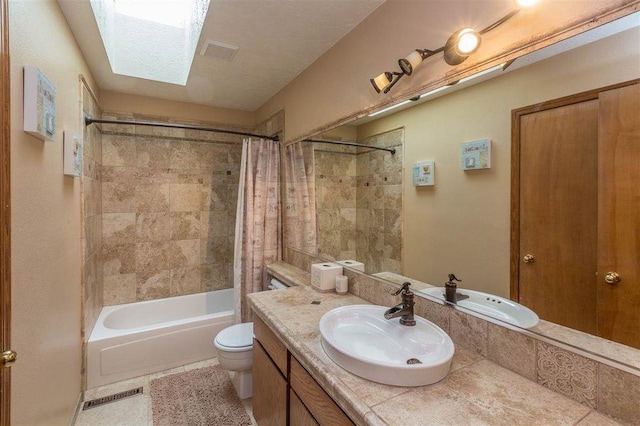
[58,0,386,111]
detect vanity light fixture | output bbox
[444,28,481,65]
[367,62,505,118]
[370,0,539,94]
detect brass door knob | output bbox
[2,350,17,368]
[523,254,535,263]
[604,272,621,284]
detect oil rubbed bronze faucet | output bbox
[445,273,468,303]
[384,282,416,326]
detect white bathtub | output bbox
[87,288,234,389]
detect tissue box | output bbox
[337,260,365,272]
[311,263,343,292]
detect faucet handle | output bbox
[447,273,461,283]
[392,282,412,296]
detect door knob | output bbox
[523,254,535,263]
[604,272,621,284]
[1,350,17,368]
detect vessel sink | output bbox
[319,305,454,387]
[420,287,539,329]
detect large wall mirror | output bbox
[283,14,640,367]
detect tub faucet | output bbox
[384,282,416,326]
[445,273,468,303]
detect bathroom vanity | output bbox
[248,263,620,426]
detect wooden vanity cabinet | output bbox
[253,316,288,426]
[252,315,354,426]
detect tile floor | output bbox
[74,358,258,426]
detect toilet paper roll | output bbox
[335,275,348,295]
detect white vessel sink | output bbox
[319,305,454,387]
[420,287,539,329]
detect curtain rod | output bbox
[303,138,396,155]
[84,116,280,141]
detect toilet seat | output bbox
[214,322,253,352]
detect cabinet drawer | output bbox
[290,357,354,426]
[253,315,288,376]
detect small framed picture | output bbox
[461,139,491,170]
[413,160,435,186]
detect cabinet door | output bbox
[290,389,319,426]
[597,83,640,348]
[253,340,287,426]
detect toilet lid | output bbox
[215,322,254,350]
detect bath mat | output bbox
[150,365,252,426]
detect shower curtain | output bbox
[284,143,317,254]
[233,138,281,323]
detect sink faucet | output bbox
[444,273,468,303]
[384,282,416,326]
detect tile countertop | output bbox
[247,263,618,426]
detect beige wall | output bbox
[256,0,636,143]
[100,90,256,128]
[355,28,639,297]
[9,0,99,423]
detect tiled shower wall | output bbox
[313,128,403,274]
[100,114,243,305]
[355,129,403,274]
[81,84,103,341]
[315,146,357,260]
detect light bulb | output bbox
[456,28,480,54]
[516,0,539,8]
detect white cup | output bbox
[335,275,348,295]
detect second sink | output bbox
[319,305,454,387]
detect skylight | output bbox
[90,0,211,85]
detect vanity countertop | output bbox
[249,264,618,425]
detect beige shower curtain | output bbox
[233,138,281,323]
[284,143,317,254]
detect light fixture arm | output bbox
[480,9,520,34]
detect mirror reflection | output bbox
[284,16,640,353]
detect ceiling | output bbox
[58,0,387,111]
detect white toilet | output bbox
[214,322,254,399]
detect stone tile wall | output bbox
[314,145,357,260]
[81,85,103,344]
[312,129,403,274]
[101,113,243,305]
[281,247,640,425]
[355,129,403,274]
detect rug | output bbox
[150,365,252,426]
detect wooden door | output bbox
[517,100,599,334]
[597,84,640,348]
[0,0,11,423]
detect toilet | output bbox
[214,322,254,399]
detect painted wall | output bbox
[9,0,99,423]
[355,28,640,297]
[256,0,636,143]
[100,90,255,128]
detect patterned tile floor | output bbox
[74,358,258,426]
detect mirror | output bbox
[283,14,640,365]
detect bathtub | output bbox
[87,288,234,389]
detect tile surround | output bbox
[312,129,403,272]
[277,252,636,424]
[101,114,243,305]
[81,84,103,392]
